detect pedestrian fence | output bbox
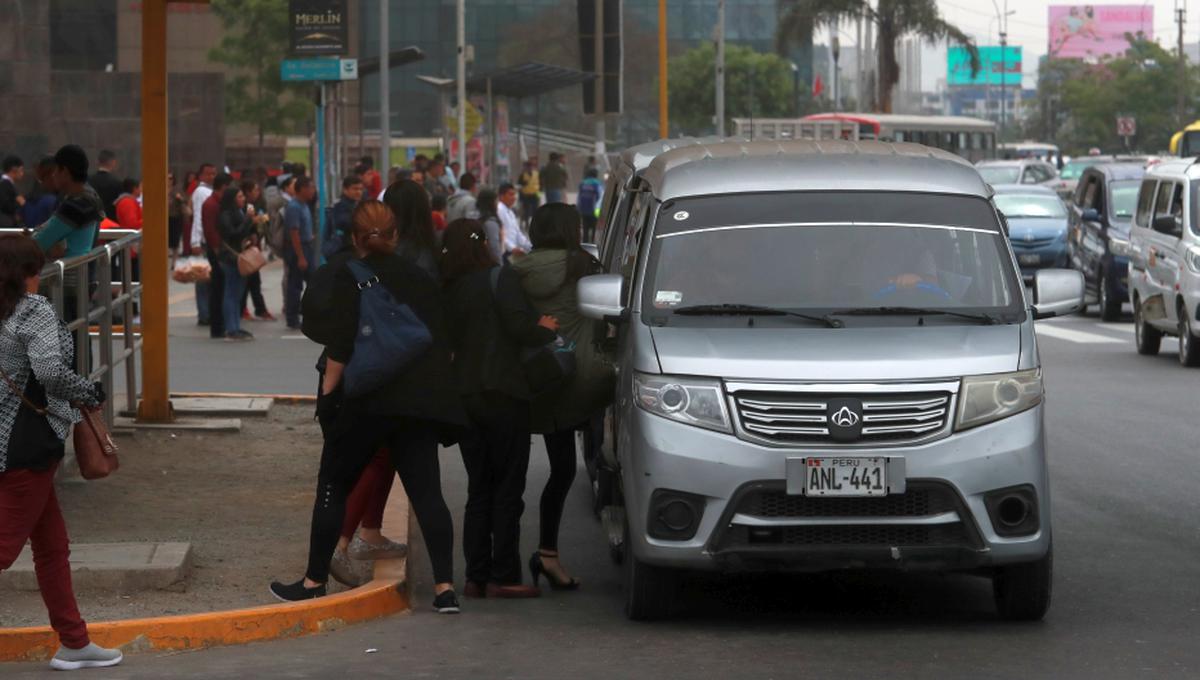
[1,228,143,428]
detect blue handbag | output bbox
[342,259,433,398]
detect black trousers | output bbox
[539,424,590,551]
[206,251,225,338]
[459,392,532,586]
[305,403,455,585]
[241,271,267,316]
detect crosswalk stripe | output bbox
[1035,324,1125,344]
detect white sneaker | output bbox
[347,535,408,561]
[49,642,123,671]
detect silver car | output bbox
[579,139,1084,621]
[977,158,1060,188]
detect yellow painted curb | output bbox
[169,391,317,405]
[0,572,408,662]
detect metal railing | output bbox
[2,228,143,427]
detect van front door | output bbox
[1147,180,1185,328]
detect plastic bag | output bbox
[172,256,211,284]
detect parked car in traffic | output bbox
[1066,163,1144,321]
[976,158,1059,187]
[1128,159,1200,366]
[583,138,1083,621]
[993,184,1070,281]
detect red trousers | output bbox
[340,448,395,540]
[0,465,90,649]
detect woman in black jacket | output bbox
[271,201,467,614]
[216,186,257,341]
[441,218,558,599]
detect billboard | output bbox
[1048,5,1153,59]
[947,46,1021,86]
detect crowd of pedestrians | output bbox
[267,149,613,614]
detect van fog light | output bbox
[647,490,705,541]
[984,485,1040,537]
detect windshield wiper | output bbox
[828,306,1000,325]
[673,303,844,328]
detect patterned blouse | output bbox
[0,294,99,472]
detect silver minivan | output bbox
[578,140,1084,621]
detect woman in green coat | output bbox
[511,203,614,590]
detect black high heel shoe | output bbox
[529,551,581,591]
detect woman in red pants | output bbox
[328,447,408,587]
[0,233,122,671]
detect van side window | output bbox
[618,192,653,304]
[1134,180,1156,228]
[1152,181,1178,233]
[1081,176,1099,208]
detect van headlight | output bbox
[1186,247,1200,274]
[633,372,731,433]
[956,369,1043,431]
[1109,236,1133,258]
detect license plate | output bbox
[801,457,887,497]
[1018,254,1042,265]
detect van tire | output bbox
[1135,297,1162,356]
[623,522,676,621]
[1098,271,1121,321]
[1178,311,1200,367]
[993,546,1053,622]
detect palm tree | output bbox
[777,0,980,114]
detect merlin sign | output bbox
[289,0,348,56]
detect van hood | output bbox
[649,324,1022,381]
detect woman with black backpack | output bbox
[271,201,466,614]
[441,218,559,599]
[511,204,614,590]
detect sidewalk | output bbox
[1,404,406,634]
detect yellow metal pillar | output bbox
[658,0,668,139]
[137,0,174,422]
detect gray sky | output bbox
[825,1,1194,90]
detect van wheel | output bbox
[1178,311,1200,367]
[1098,271,1121,321]
[623,520,677,621]
[993,545,1053,622]
[1135,298,1162,356]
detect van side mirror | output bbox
[1032,269,1085,320]
[581,243,600,260]
[578,273,625,321]
[1152,215,1183,237]
[1080,208,1101,222]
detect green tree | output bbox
[1028,39,1195,154]
[209,0,312,148]
[777,0,978,113]
[669,44,795,136]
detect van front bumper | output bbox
[622,404,1050,573]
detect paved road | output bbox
[14,308,1200,678]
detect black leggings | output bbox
[241,271,267,316]
[539,427,581,551]
[305,408,455,585]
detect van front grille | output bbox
[732,390,953,447]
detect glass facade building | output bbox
[359,0,811,144]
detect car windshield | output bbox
[1109,180,1141,219]
[1059,161,1092,180]
[994,194,1066,219]
[978,166,1021,185]
[645,193,1022,323]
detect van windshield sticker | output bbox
[673,210,690,221]
[655,290,684,308]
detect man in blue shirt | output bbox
[283,176,317,329]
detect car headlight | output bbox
[1187,247,1200,274]
[1109,236,1133,258]
[956,369,1043,431]
[633,372,731,433]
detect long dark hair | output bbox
[219,186,242,214]
[0,234,46,323]
[529,203,592,286]
[383,180,436,254]
[476,189,498,219]
[439,218,495,283]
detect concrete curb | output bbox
[170,391,317,405]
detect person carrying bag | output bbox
[0,233,123,671]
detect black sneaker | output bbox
[432,590,461,614]
[269,579,326,602]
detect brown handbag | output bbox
[73,404,119,480]
[237,244,268,277]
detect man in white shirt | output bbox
[498,182,532,257]
[189,163,216,325]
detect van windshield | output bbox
[644,193,1023,323]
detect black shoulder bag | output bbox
[0,367,65,470]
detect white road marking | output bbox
[1094,323,1134,334]
[281,335,309,340]
[1035,323,1125,344]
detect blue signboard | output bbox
[281,58,358,82]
